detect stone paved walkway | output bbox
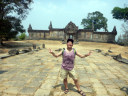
[0,49,128,96]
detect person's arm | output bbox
[76,50,93,58]
[49,48,62,58]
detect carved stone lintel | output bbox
[65,21,78,34]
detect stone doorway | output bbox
[63,21,79,44]
[69,34,73,39]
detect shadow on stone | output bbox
[1,42,33,48]
[120,87,128,95]
[53,83,77,92]
[8,49,19,56]
[113,54,128,64]
[0,70,7,74]
[95,49,102,53]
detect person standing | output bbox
[49,39,93,96]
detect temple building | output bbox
[28,21,117,43]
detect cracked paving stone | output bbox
[18,87,37,95]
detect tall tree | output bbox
[81,11,108,32]
[112,7,128,21]
[112,6,128,45]
[0,0,33,45]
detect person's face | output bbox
[67,41,73,49]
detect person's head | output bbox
[67,39,74,49]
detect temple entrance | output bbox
[63,21,79,44]
[69,34,73,39]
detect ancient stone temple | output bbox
[28,21,117,43]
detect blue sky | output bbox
[22,0,128,40]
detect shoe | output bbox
[77,90,86,96]
[64,89,69,94]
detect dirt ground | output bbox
[0,40,128,59]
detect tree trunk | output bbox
[0,38,4,46]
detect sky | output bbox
[22,0,128,40]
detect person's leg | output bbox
[63,78,68,89]
[60,68,69,93]
[73,79,85,95]
[69,69,86,95]
[73,79,80,91]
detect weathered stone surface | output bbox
[21,49,31,53]
[19,87,37,95]
[42,44,45,48]
[107,88,125,96]
[33,44,36,49]
[3,87,20,94]
[108,50,112,53]
[0,48,128,96]
[8,49,19,56]
[55,48,62,51]
[95,49,102,53]
[37,47,40,50]
[34,89,50,96]
[95,88,108,95]
[100,79,114,85]
[113,54,128,64]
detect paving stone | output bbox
[111,78,126,84]
[66,91,81,96]
[93,82,104,88]
[13,81,26,87]
[40,83,54,89]
[3,87,21,94]
[0,44,128,96]
[81,86,94,93]
[104,84,119,89]
[96,95,110,96]
[32,76,45,83]
[10,76,30,82]
[19,87,37,95]
[2,81,17,87]
[81,83,92,87]
[116,83,128,88]
[1,93,17,96]
[52,91,60,96]
[95,88,108,95]
[47,75,58,80]
[100,79,114,85]
[79,77,90,83]
[107,88,126,96]
[90,78,100,83]
[27,80,42,88]
[0,93,2,96]
[37,72,48,77]
[45,79,57,84]
[34,89,51,96]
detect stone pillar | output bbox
[42,44,45,48]
[33,44,36,49]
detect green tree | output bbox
[0,0,33,45]
[81,11,108,32]
[112,7,128,21]
[19,33,26,40]
[112,6,128,46]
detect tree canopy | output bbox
[112,7,128,21]
[0,0,33,45]
[81,11,108,32]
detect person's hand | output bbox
[49,48,54,54]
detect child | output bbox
[49,39,92,96]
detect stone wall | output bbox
[50,31,64,39]
[45,32,50,39]
[78,31,93,41]
[91,33,115,43]
[28,29,116,43]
